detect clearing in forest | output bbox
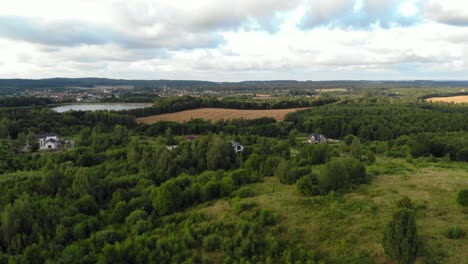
[198,157,468,263]
[136,107,309,123]
[426,95,468,104]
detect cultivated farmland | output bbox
[426,95,468,104]
[136,107,309,123]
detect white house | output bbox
[307,133,340,144]
[307,133,327,144]
[35,133,72,150]
[230,141,244,153]
[166,145,178,151]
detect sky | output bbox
[0,0,468,81]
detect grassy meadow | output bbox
[191,156,468,263]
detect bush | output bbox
[396,196,413,209]
[257,210,277,226]
[233,187,256,198]
[297,174,320,196]
[275,159,292,184]
[443,226,465,239]
[234,202,257,214]
[457,189,468,206]
[383,209,418,264]
[220,176,235,197]
[202,234,221,251]
[318,158,367,193]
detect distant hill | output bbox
[0,78,217,90]
[1,78,468,91]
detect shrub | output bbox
[233,187,256,198]
[220,176,235,197]
[396,196,413,209]
[234,202,257,214]
[257,210,277,226]
[318,158,367,193]
[443,226,465,239]
[457,189,468,206]
[383,209,418,264]
[296,174,320,196]
[202,234,221,251]
[275,159,292,184]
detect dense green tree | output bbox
[383,209,418,264]
[126,140,141,164]
[27,130,38,152]
[288,129,297,146]
[165,128,176,145]
[16,132,26,147]
[259,156,281,177]
[299,144,328,165]
[318,158,367,193]
[0,195,34,253]
[75,194,99,215]
[275,159,295,184]
[296,174,320,196]
[244,153,263,176]
[72,168,95,197]
[350,137,362,160]
[457,189,468,206]
[40,169,64,196]
[206,136,235,171]
[153,181,183,216]
[0,118,9,139]
[220,177,235,196]
[112,125,130,146]
[77,128,92,147]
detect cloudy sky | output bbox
[0,0,468,81]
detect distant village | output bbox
[14,85,223,103]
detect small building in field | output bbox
[166,145,178,151]
[35,133,72,150]
[230,141,244,153]
[307,133,327,144]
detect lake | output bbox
[52,103,152,113]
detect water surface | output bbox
[52,103,152,113]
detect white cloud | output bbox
[0,0,467,80]
[424,0,468,26]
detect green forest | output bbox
[0,91,467,263]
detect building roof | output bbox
[35,133,58,139]
[45,138,57,144]
[230,141,242,148]
[187,135,199,141]
[308,133,326,141]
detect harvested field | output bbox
[426,95,468,104]
[315,88,347,92]
[136,107,309,123]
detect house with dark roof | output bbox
[187,135,199,141]
[35,133,72,150]
[307,133,327,144]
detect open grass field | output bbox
[196,157,468,263]
[136,107,309,123]
[426,95,468,104]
